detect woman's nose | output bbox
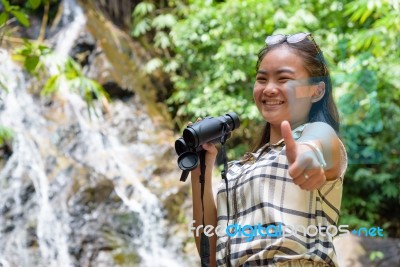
[263,82,279,96]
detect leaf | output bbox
[90,79,109,101]
[369,251,384,261]
[1,0,11,12]
[164,60,179,73]
[154,31,170,49]
[42,75,61,95]
[24,56,40,74]
[28,0,41,9]
[131,18,151,37]
[63,57,81,74]
[144,58,163,73]
[382,184,399,198]
[360,7,374,24]
[10,10,30,27]
[0,12,9,27]
[0,78,8,92]
[132,2,155,17]
[152,14,177,30]
[0,125,14,145]
[67,77,80,94]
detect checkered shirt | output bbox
[216,124,348,267]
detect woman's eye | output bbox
[279,77,291,82]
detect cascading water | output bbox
[0,0,196,266]
[0,48,71,267]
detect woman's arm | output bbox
[190,143,218,266]
[281,121,343,190]
[297,121,342,181]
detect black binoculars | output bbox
[175,112,240,181]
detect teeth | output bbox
[263,100,284,105]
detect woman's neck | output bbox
[269,125,282,144]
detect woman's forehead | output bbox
[259,46,307,74]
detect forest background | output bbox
[1,0,399,240]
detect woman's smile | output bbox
[261,99,285,106]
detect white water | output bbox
[0,0,191,266]
[0,48,71,267]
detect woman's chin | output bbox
[261,112,286,125]
[262,117,285,126]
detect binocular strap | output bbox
[198,143,231,267]
[199,151,210,267]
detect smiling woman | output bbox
[253,46,319,134]
[252,33,339,150]
[189,32,347,267]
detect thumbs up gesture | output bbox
[281,121,327,190]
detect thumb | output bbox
[281,120,297,164]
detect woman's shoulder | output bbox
[304,121,338,135]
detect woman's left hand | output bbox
[281,121,326,190]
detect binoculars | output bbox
[175,112,240,181]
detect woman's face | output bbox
[253,45,317,128]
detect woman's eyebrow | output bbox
[257,70,268,75]
[276,68,295,74]
[257,68,295,75]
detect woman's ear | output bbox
[312,82,325,103]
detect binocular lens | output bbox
[175,137,188,155]
[177,151,199,171]
[174,112,240,178]
[183,129,197,148]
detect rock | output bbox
[334,234,400,267]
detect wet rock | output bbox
[0,197,15,215]
[102,81,134,100]
[334,234,400,267]
[0,1,191,266]
[20,183,36,205]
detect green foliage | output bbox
[0,125,14,146]
[13,42,110,117]
[0,0,30,27]
[0,0,51,27]
[131,1,177,43]
[12,40,52,75]
[133,0,400,236]
[130,1,184,76]
[0,0,55,50]
[0,69,8,93]
[168,0,264,122]
[28,0,43,9]
[369,250,384,262]
[42,57,110,118]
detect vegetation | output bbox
[0,0,398,237]
[132,0,400,237]
[0,0,108,153]
[0,125,14,145]
[1,0,109,117]
[0,0,30,28]
[13,40,110,117]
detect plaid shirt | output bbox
[216,124,348,267]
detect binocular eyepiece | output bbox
[175,112,240,181]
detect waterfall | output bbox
[0,0,195,266]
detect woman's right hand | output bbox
[188,118,218,177]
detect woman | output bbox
[190,33,347,267]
